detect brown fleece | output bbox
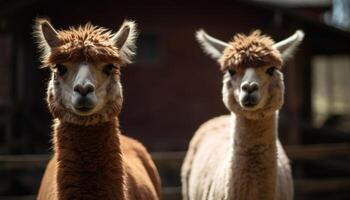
[121,136,161,200]
[37,119,160,200]
[54,120,126,200]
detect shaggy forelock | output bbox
[34,21,124,68]
[219,30,283,71]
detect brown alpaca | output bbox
[34,19,161,200]
[181,30,304,200]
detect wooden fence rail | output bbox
[0,143,350,199]
[1,143,350,167]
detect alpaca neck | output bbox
[229,113,277,200]
[54,119,126,200]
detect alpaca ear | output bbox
[196,29,229,60]
[273,30,304,60]
[112,20,138,64]
[33,18,61,50]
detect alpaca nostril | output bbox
[74,84,95,96]
[74,85,82,93]
[85,84,95,94]
[241,82,259,93]
[241,84,250,92]
[250,82,259,92]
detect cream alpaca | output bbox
[182,29,304,200]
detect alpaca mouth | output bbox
[73,105,95,116]
[241,94,259,108]
[76,106,93,112]
[242,102,257,107]
[73,97,95,114]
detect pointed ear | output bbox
[196,29,229,60]
[33,18,61,50]
[273,30,304,60]
[111,20,138,64]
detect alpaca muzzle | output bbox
[72,90,98,114]
[241,92,260,107]
[73,96,95,112]
[240,81,261,108]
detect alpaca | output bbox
[181,29,304,200]
[34,19,161,200]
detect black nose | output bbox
[241,82,259,94]
[74,83,95,96]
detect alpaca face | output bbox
[196,29,304,119]
[51,61,121,116]
[221,65,284,119]
[34,19,137,125]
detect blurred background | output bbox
[0,0,350,199]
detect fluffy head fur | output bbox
[34,18,137,67]
[219,30,282,71]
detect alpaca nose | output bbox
[74,83,95,96]
[241,82,259,94]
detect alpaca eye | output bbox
[266,66,276,76]
[55,64,67,76]
[103,64,114,76]
[228,69,236,77]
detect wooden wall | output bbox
[1,0,337,152]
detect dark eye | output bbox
[103,64,114,76]
[228,69,236,76]
[266,66,276,76]
[55,64,67,76]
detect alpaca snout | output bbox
[239,79,261,108]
